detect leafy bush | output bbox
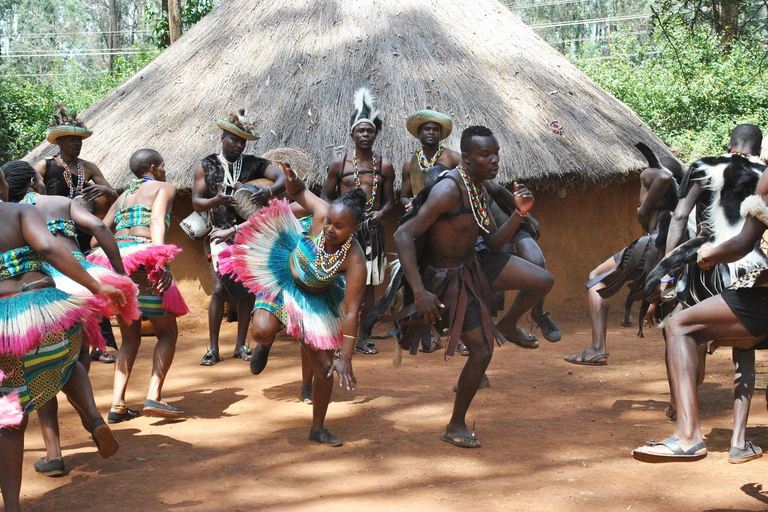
[574,20,768,161]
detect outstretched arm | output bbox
[327,243,366,391]
[393,181,457,323]
[69,200,126,275]
[637,167,673,232]
[279,162,329,220]
[20,206,125,305]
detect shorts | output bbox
[722,287,768,338]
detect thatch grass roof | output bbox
[25,0,673,190]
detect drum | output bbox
[180,210,212,240]
[233,184,263,220]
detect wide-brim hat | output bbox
[216,119,260,141]
[47,125,93,144]
[406,109,452,140]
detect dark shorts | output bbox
[463,251,510,332]
[722,287,768,338]
[610,239,647,282]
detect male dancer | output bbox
[567,150,683,365]
[321,89,395,355]
[394,126,553,447]
[191,111,285,366]
[400,108,461,210]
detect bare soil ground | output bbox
[15,314,768,512]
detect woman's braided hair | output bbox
[2,161,37,203]
[333,187,367,225]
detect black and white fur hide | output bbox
[684,153,768,278]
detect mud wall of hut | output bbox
[168,176,643,328]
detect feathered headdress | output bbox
[46,104,93,143]
[216,108,260,141]
[349,88,383,134]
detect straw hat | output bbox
[406,109,452,140]
[46,104,93,144]
[216,108,260,141]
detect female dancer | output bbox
[0,168,125,512]
[3,160,140,476]
[219,162,366,446]
[89,149,188,419]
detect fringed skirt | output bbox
[88,237,188,318]
[43,252,140,324]
[0,323,83,416]
[218,199,345,350]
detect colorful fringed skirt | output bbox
[43,251,140,325]
[88,237,188,318]
[0,287,99,416]
[218,200,345,350]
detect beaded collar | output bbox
[730,151,752,158]
[456,164,490,233]
[55,153,84,199]
[316,232,354,277]
[416,145,444,173]
[352,150,378,212]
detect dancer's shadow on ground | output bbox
[156,386,247,421]
[609,398,668,416]
[261,379,403,405]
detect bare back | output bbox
[103,180,176,244]
[0,203,55,296]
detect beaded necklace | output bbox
[218,153,243,192]
[416,145,444,173]
[127,176,155,194]
[456,164,490,233]
[730,151,751,158]
[352,150,379,212]
[55,153,84,199]
[316,232,354,276]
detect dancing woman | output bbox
[219,162,367,446]
[3,160,139,477]
[0,168,125,512]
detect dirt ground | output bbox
[14,312,768,512]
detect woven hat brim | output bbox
[406,111,452,140]
[217,120,260,141]
[47,126,93,144]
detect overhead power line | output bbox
[529,13,653,28]
[509,0,606,9]
[1,50,147,58]
[1,29,152,38]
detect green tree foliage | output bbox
[575,18,768,161]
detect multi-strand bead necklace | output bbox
[352,150,378,212]
[55,153,84,199]
[316,232,354,276]
[416,145,444,173]
[457,164,490,233]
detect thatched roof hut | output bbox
[25,0,672,191]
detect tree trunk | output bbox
[718,0,739,45]
[108,0,118,72]
[169,0,182,44]
[161,0,171,47]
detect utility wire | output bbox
[529,13,653,28]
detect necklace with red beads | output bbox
[416,145,444,173]
[55,153,84,199]
[352,149,378,212]
[456,164,490,233]
[316,232,354,276]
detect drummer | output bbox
[191,110,286,366]
[33,104,120,364]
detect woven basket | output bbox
[756,365,768,390]
[261,146,313,180]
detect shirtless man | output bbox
[394,126,553,447]
[567,153,683,365]
[400,108,461,210]
[191,111,285,366]
[321,88,395,355]
[34,105,119,364]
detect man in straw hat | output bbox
[401,108,461,211]
[34,104,120,364]
[34,104,117,203]
[191,110,286,367]
[321,88,396,355]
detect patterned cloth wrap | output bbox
[0,323,84,416]
[88,237,188,318]
[218,199,346,350]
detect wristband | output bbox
[268,188,273,197]
[514,208,528,218]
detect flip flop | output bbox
[354,340,379,355]
[232,346,252,361]
[631,436,707,463]
[564,349,608,366]
[507,327,539,349]
[200,350,222,366]
[441,432,481,448]
[309,427,343,447]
